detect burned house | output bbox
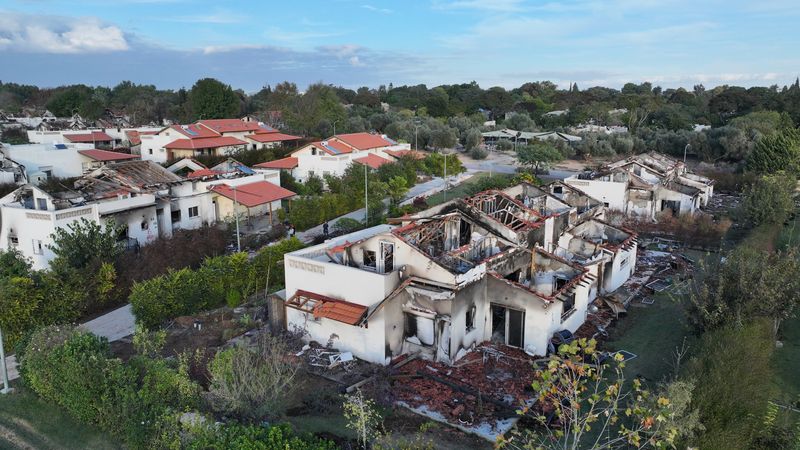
[563,152,714,219]
[282,183,635,366]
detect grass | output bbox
[0,384,119,450]
[425,172,514,206]
[604,291,696,384]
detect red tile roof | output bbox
[290,290,367,325]
[64,131,114,143]
[385,149,426,160]
[209,180,296,207]
[77,149,140,162]
[165,136,247,150]
[310,139,354,155]
[187,168,221,179]
[254,157,299,170]
[245,132,301,143]
[353,153,392,169]
[125,130,157,146]
[170,124,219,139]
[336,132,394,150]
[198,119,267,134]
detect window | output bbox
[188,206,199,218]
[466,304,476,331]
[363,249,377,269]
[553,186,563,194]
[311,148,317,155]
[9,236,19,247]
[171,209,182,224]
[141,220,148,230]
[603,202,610,207]
[32,239,44,255]
[36,198,47,210]
[149,149,153,155]
[620,256,630,268]
[380,242,394,273]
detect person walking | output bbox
[323,221,329,238]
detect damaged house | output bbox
[563,152,714,219]
[281,183,636,366]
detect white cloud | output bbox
[0,11,128,53]
[432,0,525,12]
[362,4,393,14]
[349,55,365,66]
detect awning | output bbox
[209,181,295,207]
[286,289,367,325]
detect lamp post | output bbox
[232,185,241,252]
[0,327,12,394]
[333,119,339,137]
[364,164,369,225]
[443,151,448,203]
[683,143,691,164]
[414,124,420,151]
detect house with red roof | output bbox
[139,118,302,163]
[288,132,410,182]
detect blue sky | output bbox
[0,0,798,91]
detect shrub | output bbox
[333,217,364,234]
[208,334,299,421]
[155,421,337,450]
[469,146,488,159]
[741,172,796,227]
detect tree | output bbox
[208,333,299,421]
[186,78,240,120]
[49,218,123,270]
[500,339,687,450]
[387,176,409,205]
[429,127,458,150]
[746,128,800,175]
[343,389,383,449]
[740,172,796,227]
[504,112,536,131]
[464,128,482,151]
[516,142,563,173]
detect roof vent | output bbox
[321,140,328,146]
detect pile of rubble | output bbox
[390,344,540,439]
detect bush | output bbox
[469,146,488,159]
[208,334,299,421]
[333,217,364,235]
[131,238,305,328]
[741,172,796,227]
[155,421,336,450]
[20,325,201,449]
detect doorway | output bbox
[490,304,525,347]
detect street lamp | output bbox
[0,327,12,394]
[443,151,448,203]
[333,119,339,137]
[414,124,421,151]
[683,144,691,164]
[364,164,369,225]
[232,185,241,252]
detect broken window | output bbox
[405,313,434,346]
[465,304,476,331]
[171,208,181,224]
[32,239,43,255]
[380,242,394,273]
[553,185,563,194]
[561,294,576,321]
[36,198,47,210]
[490,304,525,348]
[458,219,472,246]
[363,249,377,269]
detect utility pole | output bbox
[333,119,339,137]
[364,164,369,225]
[0,327,12,394]
[443,152,448,203]
[233,185,241,252]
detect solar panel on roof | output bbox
[324,143,340,154]
[184,127,198,136]
[54,143,67,149]
[236,164,255,175]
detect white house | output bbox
[0,159,294,269]
[564,152,714,219]
[0,142,139,181]
[285,132,409,182]
[139,119,301,164]
[282,182,633,366]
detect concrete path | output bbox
[4,304,135,383]
[79,304,136,342]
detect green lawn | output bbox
[0,384,119,450]
[425,172,514,206]
[604,291,696,384]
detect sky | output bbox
[0,0,798,92]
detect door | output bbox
[490,304,525,348]
[380,242,394,273]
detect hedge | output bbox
[131,238,305,329]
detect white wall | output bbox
[3,143,98,178]
[564,177,628,212]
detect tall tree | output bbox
[186,78,241,120]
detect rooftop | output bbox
[77,149,140,162]
[164,136,247,150]
[64,131,114,143]
[353,153,392,169]
[209,180,295,207]
[254,157,299,170]
[245,132,301,143]
[335,132,396,150]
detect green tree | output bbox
[464,127,482,151]
[48,218,123,270]
[186,78,241,120]
[740,172,796,227]
[746,128,800,175]
[501,339,688,449]
[516,142,563,173]
[387,175,409,205]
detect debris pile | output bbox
[391,344,538,432]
